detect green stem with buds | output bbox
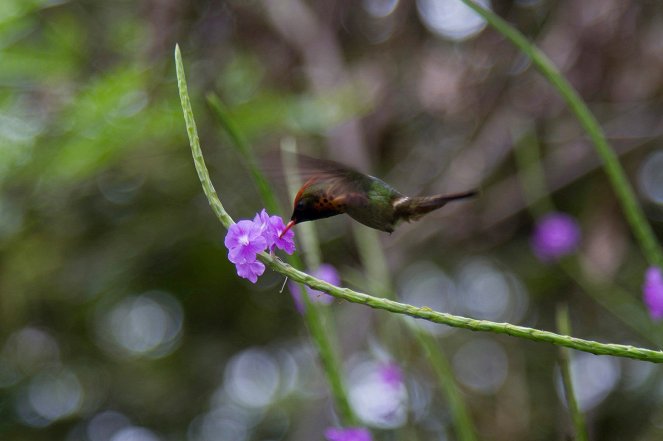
[176,44,663,364]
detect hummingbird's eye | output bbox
[296,200,306,210]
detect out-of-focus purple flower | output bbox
[378,362,404,389]
[290,264,339,313]
[347,359,408,428]
[530,212,581,261]
[324,427,373,441]
[309,264,339,301]
[643,266,663,320]
[225,220,267,264]
[224,210,296,283]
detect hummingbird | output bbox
[280,156,477,236]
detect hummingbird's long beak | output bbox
[279,220,296,238]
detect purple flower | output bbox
[225,220,267,264]
[235,259,266,284]
[224,210,296,283]
[254,209,296,254]
[290,264,339,313]
[643,267,663,320]
[530,212,581,261]
[324,427,373,441]
[378,362,404,389]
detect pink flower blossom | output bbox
[224,211,296,283]
[254,209,296,254]
[225,220,267,264]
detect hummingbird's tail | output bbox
[395,189,478,222]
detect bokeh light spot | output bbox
[453,339,508,394]
[4,327,60,375]
[224,348,280,409]
[416,0,490,41]
[98,291,183,359]
[398,262,459,336]
[639,150,663,204]
[347,358,408,429]
[457,259,529,323]
[555,352,620,411]
[87,411,131,441]
[188,405,252,441]
[110,426,161,441]
[362,0,399,18]
[17,367,83,426]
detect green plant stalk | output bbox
[556,305,588,441]
[175,47,234,230]
[199,72,355,424]
[280,138,356,425]
[352,223,477,440]
[297,280,357,425]
[414,330,477,441]
[267,258,663,362]
[460,0,663,269]
[176,45,663,364]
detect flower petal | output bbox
[236,260,265,284]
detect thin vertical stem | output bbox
[351,221,478,440]
[280,139,356,424]
[414,330,477,441]
[556,305,589,441]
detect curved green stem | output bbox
[460,0,663,268]
[266,258,663,363]
[176,44,663,364]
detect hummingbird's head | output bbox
[279,187,341,238]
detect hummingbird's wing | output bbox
[294,154,370,205]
